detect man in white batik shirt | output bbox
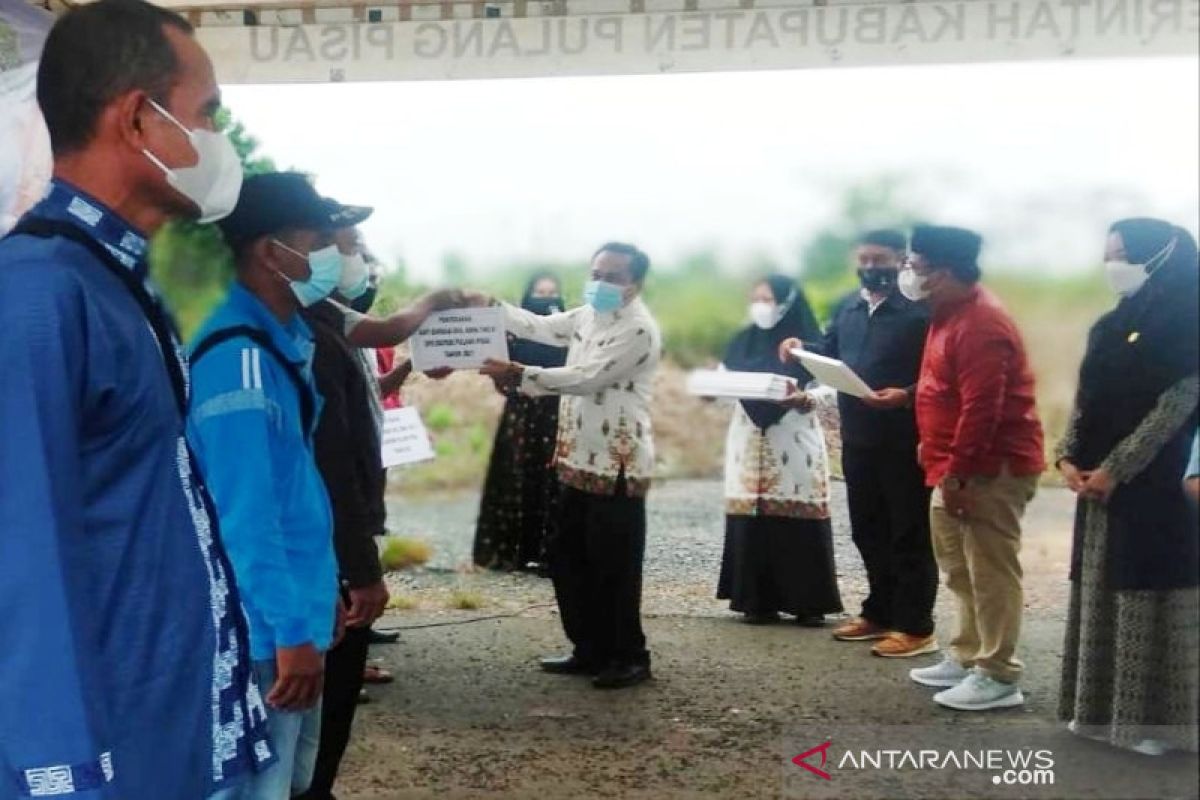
[479,243,661,689]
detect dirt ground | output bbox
[334,483,1198,800]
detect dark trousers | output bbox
[842,444,937,636]
[294,623,371,800]
[552,482,649,668]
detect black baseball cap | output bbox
[218,172,338,254]
[323,197,373,229]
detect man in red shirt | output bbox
[884,225,1045,711]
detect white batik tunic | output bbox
[722,386,836,519]
[502,298,661,497]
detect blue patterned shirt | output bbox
[0,181,273,798]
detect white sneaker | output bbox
[934,669,1024,711]
[909,656,970,688]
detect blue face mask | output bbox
[273,240,343,307]
[583,279,625,313]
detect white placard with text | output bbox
[409,307,507,371]
[380,407,436,468]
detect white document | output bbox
[790,348,874,398]
[410,307,507,371]
[379,407,436,468]
[686,369,796,401]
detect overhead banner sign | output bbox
[198,0,1200,84]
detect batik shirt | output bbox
[722,386,836,519]
[503,298,661,497]
[0,181,272,799]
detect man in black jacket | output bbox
[294,202,389,800]
[781,229,937,658]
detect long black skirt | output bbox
[717,515,843,617]
[473,394,560,572]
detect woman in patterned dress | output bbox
[1056,219,1199,756]
[717,275,844,625]
[473,273,569,572]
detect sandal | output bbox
[363,664,394,685]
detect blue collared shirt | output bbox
[0,181,272,799]
[187,284,338,662]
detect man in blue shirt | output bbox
[0,2,272,797]
[189,172,347,800]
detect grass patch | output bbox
[446,589,487,610]
[380,537,433,572]
[386,594,420,611]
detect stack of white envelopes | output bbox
[686,369,796,401]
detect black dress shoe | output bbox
[539,654,598,675]
[593,662,652,689]
[795,614,826,628]
[743,611,780,625]
[368,628,400,645]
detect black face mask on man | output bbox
[858,267,898,294]
[350,285,378,314]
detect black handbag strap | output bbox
[191,325,315,436]
[6,216,189,417]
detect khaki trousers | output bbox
[930,470,1038,684]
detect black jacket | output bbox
[303,302,386,589]
[817,290,929,451]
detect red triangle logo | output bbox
[792,740,833,780]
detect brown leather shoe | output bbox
[832,617,889,641]
[871,632,940,658]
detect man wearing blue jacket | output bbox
[189,172,345,800]
[0,3,273,797]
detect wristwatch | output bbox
[942,475,967,491]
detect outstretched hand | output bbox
[861,387,910,410]
[428,288,467,311]
[779,382,815,412]
[778,337,803,364]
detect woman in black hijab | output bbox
[473,273,569,572]
[717,275,844,624]
[1056,218,1199,755]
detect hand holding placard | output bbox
[410,307,508,371]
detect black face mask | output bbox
[350,286,378,314]
[858,267,898,294]
[524,296,563,316]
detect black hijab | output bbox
[509,271,568,369]
[723,274,822,429]
[1070,218,1200,590]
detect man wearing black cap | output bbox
[780,229,938,659]
[194,174,464,799]
[894,225,1045,713]
[190,171,345,800]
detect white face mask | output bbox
[749,301,779,330]
[141,100,243,224]
[1105,237,1177,298]
[898,268,930,301]
[338,252,370,300]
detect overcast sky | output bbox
[223,55,1199,279]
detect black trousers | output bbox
[294,623,371,800]
[842,444,937,636]
[552,483,649,668]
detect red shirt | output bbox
[375,347,403,409]
[915,286,1045,487]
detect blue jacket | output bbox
[187,283,338,661]
[0,181,271,798]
